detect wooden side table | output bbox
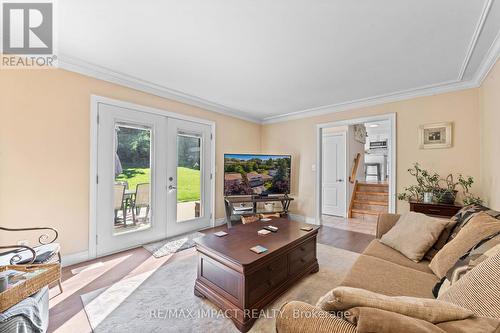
[409,200,462,218]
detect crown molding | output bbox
[57,30,500,127]
[57,55,261,124]
[458,0,493,80]
[261,80,479,124]
[473,29,500,85]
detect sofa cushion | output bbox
[434,232,500,297]
[424,219,457,261]
[340,255,439,298]
[438,251,500,319]
[448,204,500,242]
[429,212,500,278]
[317,286,472,323]
[380,212,449,262]
[346,307,447,333]
[363,240,433,274]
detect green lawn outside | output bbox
[116,167,200,202]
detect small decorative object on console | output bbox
[213,231,228,237]
[264,226,278,232]
[241,215,259,224]
[258,229,271,235]
[250,245,268,254]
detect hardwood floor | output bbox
[48,223,374,333]
[318,225,374,253]
[321,215,377,235]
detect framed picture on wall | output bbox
[418,122,452,149]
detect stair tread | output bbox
[351,209,382,215]
[353,200,388,206]
[358,183,389,187]
[356,191,389,195]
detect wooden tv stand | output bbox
[224,195,294,227]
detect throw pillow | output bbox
[316,286,473,323]
[424,219,458,260]
[438,251,500,319]
[433,232,500,297]
[448,204,500,242]
[345,307,444,333]
[429,212,500,278]
[380,212,449,262]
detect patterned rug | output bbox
[81,244,360,333]
[142,232,204,257]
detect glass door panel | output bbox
[166,118,212,237]
[176,133,203,222]
[96,104,167,257]
[113,124,152,235]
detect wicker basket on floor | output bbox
[0,263,60,312]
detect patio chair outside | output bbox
[132,183,150,223]
[114,183,126,225]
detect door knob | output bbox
[337,179,344,182]
[168,185,177,190]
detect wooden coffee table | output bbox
[193,218,319,332]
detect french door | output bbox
[95,103,212,256]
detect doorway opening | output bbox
[316,114,396,235]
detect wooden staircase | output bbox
[349,181,389,221]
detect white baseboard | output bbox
[288,213,318,225]
[215,217,227,226]
[61,250,89,267]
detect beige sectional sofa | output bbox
[275,213,497,332]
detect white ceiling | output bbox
[58,0,500,123]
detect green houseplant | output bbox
[397,163,483,205]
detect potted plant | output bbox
[434,174,459,204]
[458,175,483,205]
[398,163,483,205]
[397,163,440,202]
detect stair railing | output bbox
[349,153,361,184]
[348,180,358,218]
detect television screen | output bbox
[224,154,291,196]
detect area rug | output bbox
[142,232,204,257]
[81,244,359,333]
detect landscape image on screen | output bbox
[224,154,291,196]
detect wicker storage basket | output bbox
[0,263,60,312]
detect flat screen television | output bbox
[224,154,291,196]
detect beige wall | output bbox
[479,59,500,210]
[261,89,481,218]
[0,69,261,255]
[1,64,494,257]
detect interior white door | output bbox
[166,118,212,236]
[96,104,168,256]
[322,133,346,216]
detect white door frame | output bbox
[315,113,397,224]
[321,131,348,217]
[89,95,216,260]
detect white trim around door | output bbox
[315,113,397,224]
[89,95,216,260]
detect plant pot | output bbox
[423,192,433,203]
[436,190,457,204]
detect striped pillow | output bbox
[438,251,500,319]
[448,205,500,242]
[434,233,500,297]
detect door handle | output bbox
[168,185,177,190]
[337,179,344,182]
